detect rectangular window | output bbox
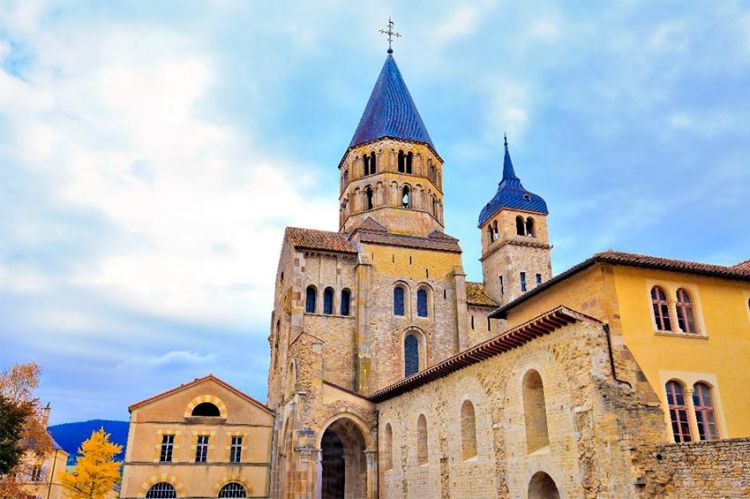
[536,273,542,286]
[160,434,175,462]
[487,317,491,331]
[195,435,209,463]
[230,436,243,463]
[520,272,527,292]
[30,464,43,481]
[471,315,475,330]
[499,276,504,295]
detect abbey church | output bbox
[120,48,750,499]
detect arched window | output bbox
[528,472,560,499]
[402,186,410,208]
[432,195,437,216]
[406,152,413,174]
[192,402,220,417]
[416,414,428,464]
[146,483,177,498]
[525,217,535,237]
[404,334,419,377]
[523,369,549,453]
[342,169,348,186]
[693,382,719,440]
[492,220,499,241]
[651,286,672,331]
[305,286,316,314]
[370,152,376,174]
[666,381,691,442]
[398,150,405,173]
[340,289,351,316]
[515,216,525,236]
[676,288,698,333]
[219,482,247,498]
[323,287,334,315]
[365,186,374,210]
[383,423,393,470]
[487,225,493,243]
[393,286,405,316]
[460,400,477,460]
[417,288,428,317]
[273,319,280,369]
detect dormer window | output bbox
[523,193,531,201]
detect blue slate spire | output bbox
[349,54,434,150]
[478,136,548,227]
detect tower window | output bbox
[363,154,370,176]
[487,317,491,331]
[499,276,504,295]
[393,286,405,316]
[471,315,475,330]
[195,435,209,463]
[323,287,334,315]
[305,286,317,314]
[370,151,376,174]
[492,220,499,241]
[398,150,405,173]
[651,286,672,331]
[404,334,419,377]
[340,288,351,316]
[406,152,413,174]
[366,186,374,210]
[417,288,428,317]
[520,272,527,292]
[675,288,698,334]
[526,217,535,237]
[666,381,691,442]
[516,216,525,236]
[535,273,542,286]
[693,382,719,440]
[402,186,410,208]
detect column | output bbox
[364,449,378,499]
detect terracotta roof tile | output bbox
[357,230,461,253]
[128,374,272,414]
[356,217,388,232]
[734,259,750,272]
[491,250,750,319]
[369,306,598,402]
[286,227,358,254]
[465,281,497,307]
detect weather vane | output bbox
[379,17,401,54]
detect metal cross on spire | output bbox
[379,17,401,54]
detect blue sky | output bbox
[1,1,749,424]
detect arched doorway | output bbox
[528,471,560,499]
[320,417,367,499]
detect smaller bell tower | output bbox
[478,136,552,305]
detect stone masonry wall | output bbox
[377,318,668,499]
[636,438,750,498]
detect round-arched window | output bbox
[146,483,177,498]
[191,402,220,417]
[218,482,247,498]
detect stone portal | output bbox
[319,418,367,499]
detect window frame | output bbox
[675,288,698,334]
[404,334,420,377]
[693,382,719,441]
[651,285,672,332]
[305,285,317,314]
[159,434,175,463]
[665,380,692,443]
[393,285,406,317]
[195,434,209,463]
[230,436,243,464]
[417,288,429,318]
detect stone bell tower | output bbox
[479,136,552,305]
[337,53,445,237]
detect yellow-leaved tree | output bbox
[60,428,122,499]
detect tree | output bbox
[60,428,122,499]
[0,362,51,499]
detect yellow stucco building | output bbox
[120,375,274,499]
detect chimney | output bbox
[42,402,51,428]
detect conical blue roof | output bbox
[349,54,434,150]
[478,138,548,227]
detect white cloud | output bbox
[435,6,481,44]
[118,350,217,370]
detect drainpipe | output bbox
[46,448,59,499]
[603,324,632,389]
[375,409,380,499]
